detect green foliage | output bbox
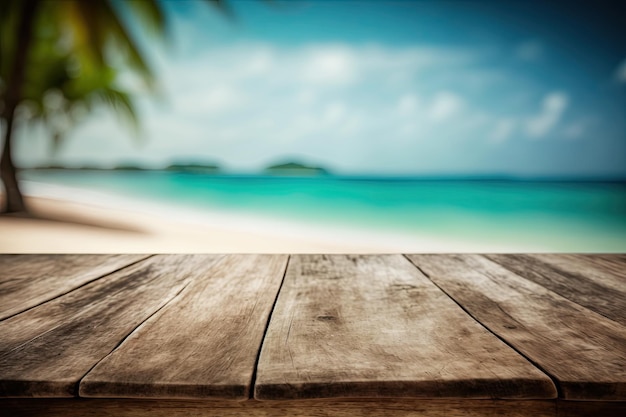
[265,161,330,176]
[0,0,168,150]
[0,0,239,150]
[165,162,221,173]
[0,0,239,212]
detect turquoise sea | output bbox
[20,170,626,252]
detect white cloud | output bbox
[301,46,356,86]
[561,118,595,140]
[515,40,543,62]
[241,48,275,78]
[615,58,626,83]
[296,89,317,106]
[14,41,511,174]
[490,119,516,143]
[322,102,347,124]
[525,92,569,138]
[428,92,464,122]
[176,85,247,116]
[562,123,585,139]
[396,94,419,116]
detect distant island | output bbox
[26,160,331,176]
[264,162,330,176]
[164,163,220,173]
[28,162,221,174]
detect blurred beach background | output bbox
[1,0,625,253]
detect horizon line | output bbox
[20,167,626,183]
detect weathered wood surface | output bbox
[556,400,626,417]
[485,254,626,325]
[0,398,566,417]
[531,254,625,294]
[2,398,626,417]
[80,255,288,400]
[0,254,147,320]
[255,254,556,400]
[406,254,626,401]
[0,255,222,397]
[0,253,624,416]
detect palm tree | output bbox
[1,0,41,213]
[28,68,140,163]
[1,0,231,213]
[17,17,140,159]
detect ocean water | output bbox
[20,170,626,252]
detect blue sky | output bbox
[17,0,626,177]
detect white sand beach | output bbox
[0,183,502,253]
[0,196,377,253]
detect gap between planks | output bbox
[402,254,563,399]
[74,279,193,396]
[484,254,626,326]
[0,254,152,321]
[247,255,291,400]
[78,254,289,400]
[405,254,626,401]
[2,254,622,403]
[0,255,222,397]
[254,254,556,400]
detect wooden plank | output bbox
[0,255,223,397]
[406,254,626,401]
[80,254,288,400]
[536,254,624,294]
[0,254,148,320]
[557,400,626,417]
[0,398,562,417]
[485,254,626,326]
[595,254,626,264]
[255,254,556,400]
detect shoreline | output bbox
[0,181,513,253]
[1,195,383,253]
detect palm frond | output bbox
[58,0,161,88]
[204,0,236,21]
[62,0,107,67]
[97,86,140,134]
[97,0,156,86]
[122,0,167,37]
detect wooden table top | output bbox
[1,254,624,417]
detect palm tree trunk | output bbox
[1,0,39,213]
[1,116,25,213]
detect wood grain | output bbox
[557,400,626,417]
[485,254,626,325]
[255,254,556,400]
[80,255,288,400]
[0,255,223,397]
[530,254,625,295]
[0,398,563,417]
[0,254,147,320]
[558,255,625,291]
[406,254,626,401]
